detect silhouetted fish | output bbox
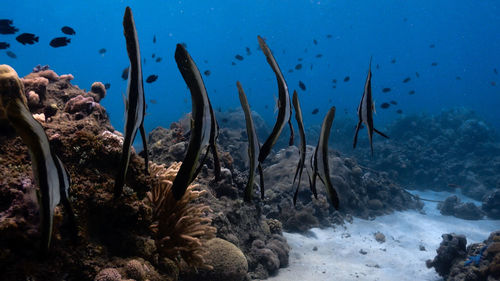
[153,35,156,43]
[288,69,293,73]
[298,58,303,61]
[396,109,403,114]
[246,47,251,55]
[456,76,461,80]
[49,37,71,48]
[382,87,391,93]
[299,81,306,91]
[121,67,129,80]
[0,42,9,49]
[416,72,420,78]
[391,58,396,64]
[313,39,318,45]
[494,68,498,75]
[295,64,302,70]
[146,74,158,83]
[291,90,310,205]
[380,102,390,109]
[332,85,336,89]
[149,99,157,104]
[0,19,18,34]
[332,79,337,83]
[310,107,339,209]
[344,76,350,82]
[257,35,293,199]
[237,81,263,202]
[152,53,155,58]
[429,44,435,48]
[231,61,236,66]
[492,81,496,86]
[353,58,389,155]
[235,54,244,61]
[431,62,438,66]
[312,108,319,114]
[98,48,106,54]
[104,83,110,89]
[155,57,162,63]
[204,70,211,76]
[316,54,323,58]
[326,34,332,38]
[16,33,39,45]
[403,77,411,83]
[114,7,149,198]
[390,100,398,105]
[6,51,16,58]
[409,90,415,95]
[61,26,75,35]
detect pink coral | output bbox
[27,90,39,106]
[90,82,107,102]
[59,74,74,80]
[64,95,96,115]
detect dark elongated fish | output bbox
[49,37,71,48]
[0,65,75,250]
[61,26,75,35]
[310,107,339,209]
[353,58,389,155]
[0,42,9,49]
[114,7,149,198]
[291,90,310,205]
[257,35,292,164]
[171,43,217,200]
[237,81,263,202]
[16,33,39,45]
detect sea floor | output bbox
[268,190,500,281]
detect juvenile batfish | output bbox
[114,6,149,198]
[171,44,214,200]
[291,90,310,205]
[353,58,389,155]
[310,107,339,209]
[237,81,264,202]
[0,64,75,251]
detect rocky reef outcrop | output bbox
[438,195,485,220]
[427,230,500,280]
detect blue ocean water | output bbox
[2,0,499,138]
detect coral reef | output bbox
[438,195,484,220]
[427,230,500,280]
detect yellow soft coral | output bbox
[147,162,216,269]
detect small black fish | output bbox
[265,105,269,109]
[98,48,106,54]
[492,81,496,86]
[416,72,420,78]
[288,69,294,73]
[104,83,111,90]
[316,54,323,58]
[403,17,408,22]
[235,54,244,61]
[310,64,313,70]
[155,57,162,63]
[403,77,411,83]
[0,42,9,49]
[332,79,337,83]
[231,61,236,66]
[149,99,157,104]
[456,76,462,80]
[382,87,391,93]
[246,47,251,55]
[153,35,156,44]
[152,53,155,58]
[121,67,129,80]
[204,70,211,76]
[312,108,319,115]
[298,58,303,61]
[0,19,19,34]
[431,62,438,66]
[494,68,498,75]
[295,64,302,70]
[380,102,390,109]
[49,37,71,48]
[390,100,398,105]
[181,42,187,48]
[61,26,75,35]
[146,74,158,83]
[298,81,306,91]
[391,58,396,64]
[409,90,415,95]
[326,34,332,38]
[6,50,16,59]
[332,85,336,89]
[143,58,146,64]
[396,109,403,114]
[16,33,39,45]
[376,64,380,69]
[344,76,350,82]
[313,39,318,45]
[429,44,435,48]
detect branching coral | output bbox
[147,162,216,270]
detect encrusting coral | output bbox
[147,162,216,270]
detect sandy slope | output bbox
[268,191,500,281]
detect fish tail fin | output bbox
[374,128,389,139]
[353,121,362,149]
[288,117,294,146]
[258,163,265,200]
[35,36,39,42]
[139,124,149,174]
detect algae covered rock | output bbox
[183,238,248,281]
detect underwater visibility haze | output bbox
[0,1,500,280]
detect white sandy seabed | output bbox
[267,190,500,281]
